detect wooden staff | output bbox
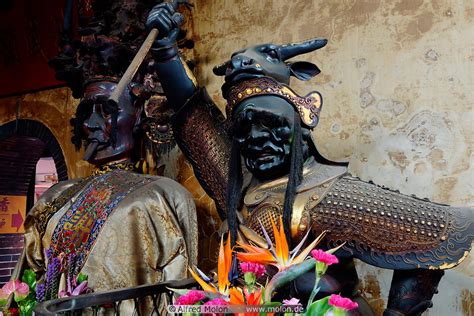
[107,28,159,107]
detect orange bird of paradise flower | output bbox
[189,233,233,295]
[236,217,326,271]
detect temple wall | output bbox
[0,88,92,179]
[191,0,473,315]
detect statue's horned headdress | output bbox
[218,38,328,128]
[213,38,328,94]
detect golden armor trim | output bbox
[225,77,322,128]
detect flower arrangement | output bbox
[0,249,91,316]
[172,217,358,315]
[0,270,37,316]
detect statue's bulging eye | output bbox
[262,48,279,62]
[267,49,278,59]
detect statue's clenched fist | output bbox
[146,2,183,47]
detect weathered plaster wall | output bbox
[191,0,473,315]
[0,88,93,179]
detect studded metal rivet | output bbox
[441,236,446,241]
[387,212,391,217]
[367,199,371,203]
[360,198,364,202]
[413,230,418,234]
[334,193,338,196]
[365,219,370,223]
[373,220,377,224]
[414,219,419,224]
[339,202,344,206]
[373,210,378,214]
[427,222,432,226]
[381,202,385,206]
[319,209,324,213]
[421,220,425,225]
[440,224,445,228]
[433,233,437,237]
[346,204,351,208]
[387,203,391,207]
[327,200,332,204]
[381,211,385,216]
[341,194,345,198]
[421,231,425,235]
[407,208,411,212]
[421,211,425,215]
[406,228,411,232]
[353,205,357,209]
[358,217,363,221]
[374,201,378,205]
[407,218,412,222]
[331,211,336,215]
[338,212,342,216]
[394,215,398,219]
[333,202,338,205]
[401,206,404,210]
[428,232,432,237]
[433,223,437,227]
[400,226,404,230]
[311,194,319,200]
[400,216,404,220]
[393,205,398,209]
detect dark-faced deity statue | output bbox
[145,4,474,316]
[22,1,198,314]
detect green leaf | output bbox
[76,273,88,284]
[305,296,330,316]
[264,259,316,302]
[18,298,36,316]
[21,270,36,291]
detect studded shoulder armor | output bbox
[308,175,474,270]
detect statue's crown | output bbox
[225,77,322,128]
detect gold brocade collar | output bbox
[91,160,136,176]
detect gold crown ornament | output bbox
[225,77,323,128]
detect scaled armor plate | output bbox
[243,159,473,271]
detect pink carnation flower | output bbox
[311,249,339,265]
[175,290,205,305]
[203,298,228,316]
[240,262,266,278]
[328,294,358,311]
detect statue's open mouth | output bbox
[83,138,109,161]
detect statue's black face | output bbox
[233,95,296,180]
[79,81,141,166]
